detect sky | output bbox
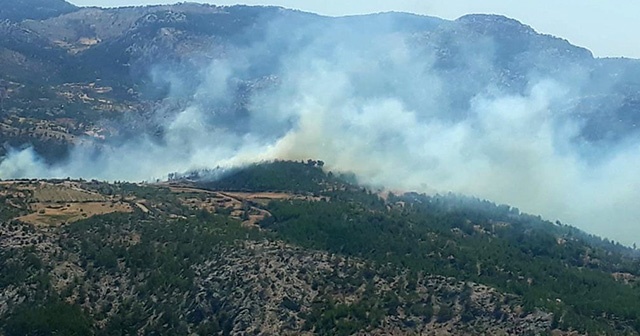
[66,0,640,59]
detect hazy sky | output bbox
[66,0,639,58]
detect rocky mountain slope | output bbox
[1,0,640,166]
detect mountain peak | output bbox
[456,14,536,36]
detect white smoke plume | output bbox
[1,13,640,245]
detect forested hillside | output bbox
[1,161,640,335]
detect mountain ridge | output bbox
[0,0,78,22]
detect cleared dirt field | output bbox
[166,184,330,227]
[223,192,297,206]
[168,186,219,194]
[18,201,132,226]
[1,181,132,226]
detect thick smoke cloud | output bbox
[1,13,640,245]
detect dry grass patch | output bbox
[32,183,106,202]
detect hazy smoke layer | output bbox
[1,14,640,245]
